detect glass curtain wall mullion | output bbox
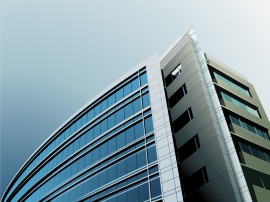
[6,72,145,200]
[41,146,149,202]
[23,109,154,201]
[10,90,150,202]
[20,114,147,201]
[36,138,147,202]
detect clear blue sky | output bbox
[1,0,270,197]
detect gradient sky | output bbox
[1,0,270,197]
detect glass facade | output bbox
[4,67,163,202]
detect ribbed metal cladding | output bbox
[146,54,184,202]
[187,28,252,202]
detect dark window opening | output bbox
[173,108,193,133]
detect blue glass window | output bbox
[108,164,117,182]
[125,126,135,144]
[147,146,157,163]
[150,178,161,198]
[124,83,132,97]
[100,142,108,159]
[131,78,139,91]
[75,118,82,130]
[140,73,147,86]
[117,132,125,149]
[87,110,94,121]
[139,183,149,201]
[101,100,108,111]
[93,124,101,138]
[108,137,116,154]
[126,154,137,173]
[118,191,128,201]
[117,159,126,178]
[108,93,116,106]
[124,103,133,119]
[116,109,125,125]
[100,119,108,134]
[108,113,116,129]
[128,187,139,201]
[135,122,144,139]
[145,116,153,134]
[142,92,150,108]
[137,150,146,168]
[95,104,101,116]
[116,88,123,102]
[133,98,141,114]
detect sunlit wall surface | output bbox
[2,63,166,201]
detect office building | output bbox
[2,29,270,202]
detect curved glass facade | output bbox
[2,65,165,202]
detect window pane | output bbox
[117,159,127,178]
[108,165,117,182]
[147,146,157,163]
[139,183,149,202]
[247,124,256,134]
[124,83,132,97]
[117,132,125,149]
[108,114,116,129]
[108,137,116,154]
[101,99,108,111]
[135,122,144,139]
[115,108,125,124]
[142,92,150,108]
[127,154,137,173]
[87,110,94,121]
[239,142,252,155]
[93,124,101,138]
[108,93,116,106]
[95,104,101,116]
[140,72,148,86]
[125,126,135,144]
[133,98,142,113]
[230,116,241,127]
[131,78,139,91]
[128,187,139,202]
[116,88,123,102]
[124,103,133,119]
[100,119,108,134]
[117,191,128,201]
[240,120,249,130]
[137,150,146,168]
[150,178,161,198]
[145,116,154,134]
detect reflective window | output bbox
[229,115,269,141]
[221,92,260,117]
[150,178,161,198]
[145,116,154,134]
[142,92,150,108]
[140,73,148,86]
[213,71,251,97]
[147,146,157,163]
